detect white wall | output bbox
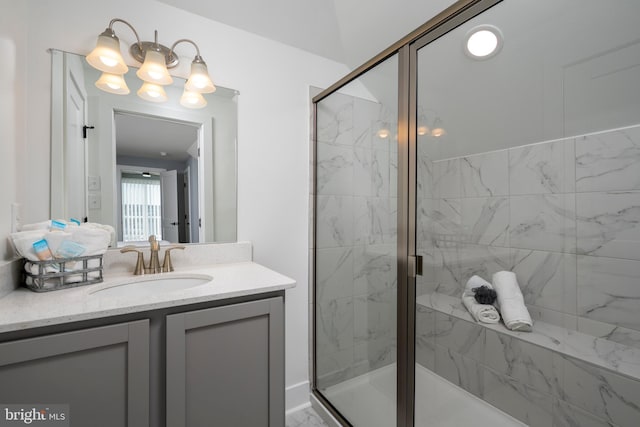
[0,0,26,263]
[10,0,352,409]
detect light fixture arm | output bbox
[106,18,142,51]
[169,39,203,62]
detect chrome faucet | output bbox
[120,235,186,275]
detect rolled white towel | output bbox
[462,275,500,324]
[492,271,533,332]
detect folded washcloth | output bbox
[462,275,501,324]
[492,271,533,332]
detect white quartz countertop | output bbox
[0,261,295,333]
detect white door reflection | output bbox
[115,112,200,244]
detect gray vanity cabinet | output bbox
[165,296,284,427]
[0,320,150,427]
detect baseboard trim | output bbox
[286,380,310,413]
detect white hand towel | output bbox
[83,223,117,248]
[492,271,533,332]
[462,275,500,324]
[9,231,46,261]
[69,227,111,255]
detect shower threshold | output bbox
[321,363,525,427]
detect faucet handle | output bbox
[120,246,145,275]
[162,245,186,273]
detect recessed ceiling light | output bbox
[464,25,503,60]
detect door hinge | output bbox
[408,255,423,278]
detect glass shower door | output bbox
[314,54,399,426]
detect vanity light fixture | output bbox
[464,25,503,60]
[416,107,446,138]
[180,89,207,109]
[86,18,216,108]
[137,82,168,103]
[95,72,130,95]
[430,117,446,138]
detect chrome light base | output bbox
[130,41,179,69]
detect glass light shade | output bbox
[95,72,130,95]
[86,33,128,74]
[376,128,389,139]
[185,61,216,93]
[431,118,446,137]
[431,127,446,137]
[136,50,173,85]
[137,82,168,103]
[417,125,429,136]
[180,89,207,109]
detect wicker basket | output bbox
[23,254,104,292]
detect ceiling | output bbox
[156,0,457,69]
[115,113,198,161]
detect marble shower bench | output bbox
[416,292,640,427]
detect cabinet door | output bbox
[0,320,149,427]
[166,297,284,427]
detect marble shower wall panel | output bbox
[552,399,615,427]
[482,367,554,427]
[315,92,398,388]
[509,249,577,315]
[562,355,640,426]
[576,317,640,349]
[316,92,353,146]
[434,345,484,397]
[460,196,510,246]
[316,142,354,196]
[352,244,396,296]
[415,305,436,370]
[577,255,640,332]
[576,191,640,260]
[509,138,575,195]
[460,150,509,197]
[415,304,640,427]
[418,124,640,346]
[315,196,354,249]
[575,126,640,192]
[484,329,564,397]
[509,194,576,253]
[315,247,353,304]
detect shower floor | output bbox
[322,364,525,426]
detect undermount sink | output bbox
[91,274,213,298]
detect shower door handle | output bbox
[408,255,423,278]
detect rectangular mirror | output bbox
[50,49,237,245]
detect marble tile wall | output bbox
[315,91,398,389]
[416,303,640,427]
[417,124,640,349]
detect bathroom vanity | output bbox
[0,242,294,427]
